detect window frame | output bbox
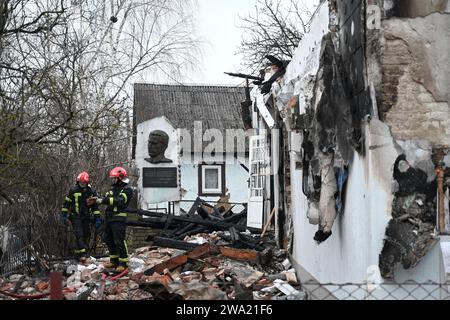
[198,163,225,196]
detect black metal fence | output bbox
[0,222,106,277]
[301,280,450,300]
[0,227,29,276]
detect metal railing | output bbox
[0,228,29,276]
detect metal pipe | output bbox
[432,146,448,234]
[436,166,445,233]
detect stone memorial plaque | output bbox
[142,167,177,188]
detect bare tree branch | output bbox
[237,0,313,73]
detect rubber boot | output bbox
[116,262,127,273]
[104,257,119,269]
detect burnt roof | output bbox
[134,83,246,132]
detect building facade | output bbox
[133,84,250,214]
[248,0,450,296]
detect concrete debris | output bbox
[0,240,301,300]
[129,257,145,273]
[273,279,302,297]
[284,270,298,284]
[0,197,305,300]
[185,236,209,245]
[281,258,292,270]
[63,292,78,300]
[76,283,96,300]
[23,287,35,294]
[167,281,228,300]
[65,264,77,276]
[81,269,91,282]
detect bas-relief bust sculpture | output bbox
[144,130,173,164]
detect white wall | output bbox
[136,117,181,209]
[180,161,249,204]
[290,118,446,284]
[282,1,330,114]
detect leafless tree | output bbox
[0,0,200,261]
[238,0,313,73]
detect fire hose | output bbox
[97,268,129,299]
[0,287,75,300]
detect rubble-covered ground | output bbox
[0,231,306,300]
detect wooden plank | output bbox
[261,207,276,237]
[153,236,200,251]
[144,243,215,275]
[145,254,189,275]
[218,246,259,263]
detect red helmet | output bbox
[109,167,127,180]
[76,172,90,184]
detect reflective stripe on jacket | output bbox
[101,182,133,220]
[61,184,100,216]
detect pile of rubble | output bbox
[0,233,306,300]
[0,197,308,300]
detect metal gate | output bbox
[0,227,29,276]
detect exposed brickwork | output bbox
[384,80,450,145]
[378,18,450,146]
[126,227,161,250]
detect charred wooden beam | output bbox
[223,210,247,223]
[175,226,209,240]
[144,243,270,276]
[173,223,197,237]
[153,236,200,251]
[126,208,260,234]
[145,254,189,275]
[144,243,216,275]
[221,205,236,219]
[229,226,240,243]
[196,206,211,220]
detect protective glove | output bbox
[87,197,98,206]
[95,216,103,229]
[60,214,68,225]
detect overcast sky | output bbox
[189,0,320,85]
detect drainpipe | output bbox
[432,147,448,234]
[436,165,445,233]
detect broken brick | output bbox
[35,281,49,292]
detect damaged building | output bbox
[1,0,450,301]
[247,0,450,296]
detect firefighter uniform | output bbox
[61,184,100,258]
[100,180,133,269]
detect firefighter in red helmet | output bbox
[61,171,101,262]
[87,167,133,272]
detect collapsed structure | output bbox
[246,0,450,290]
[0,202,304,300]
